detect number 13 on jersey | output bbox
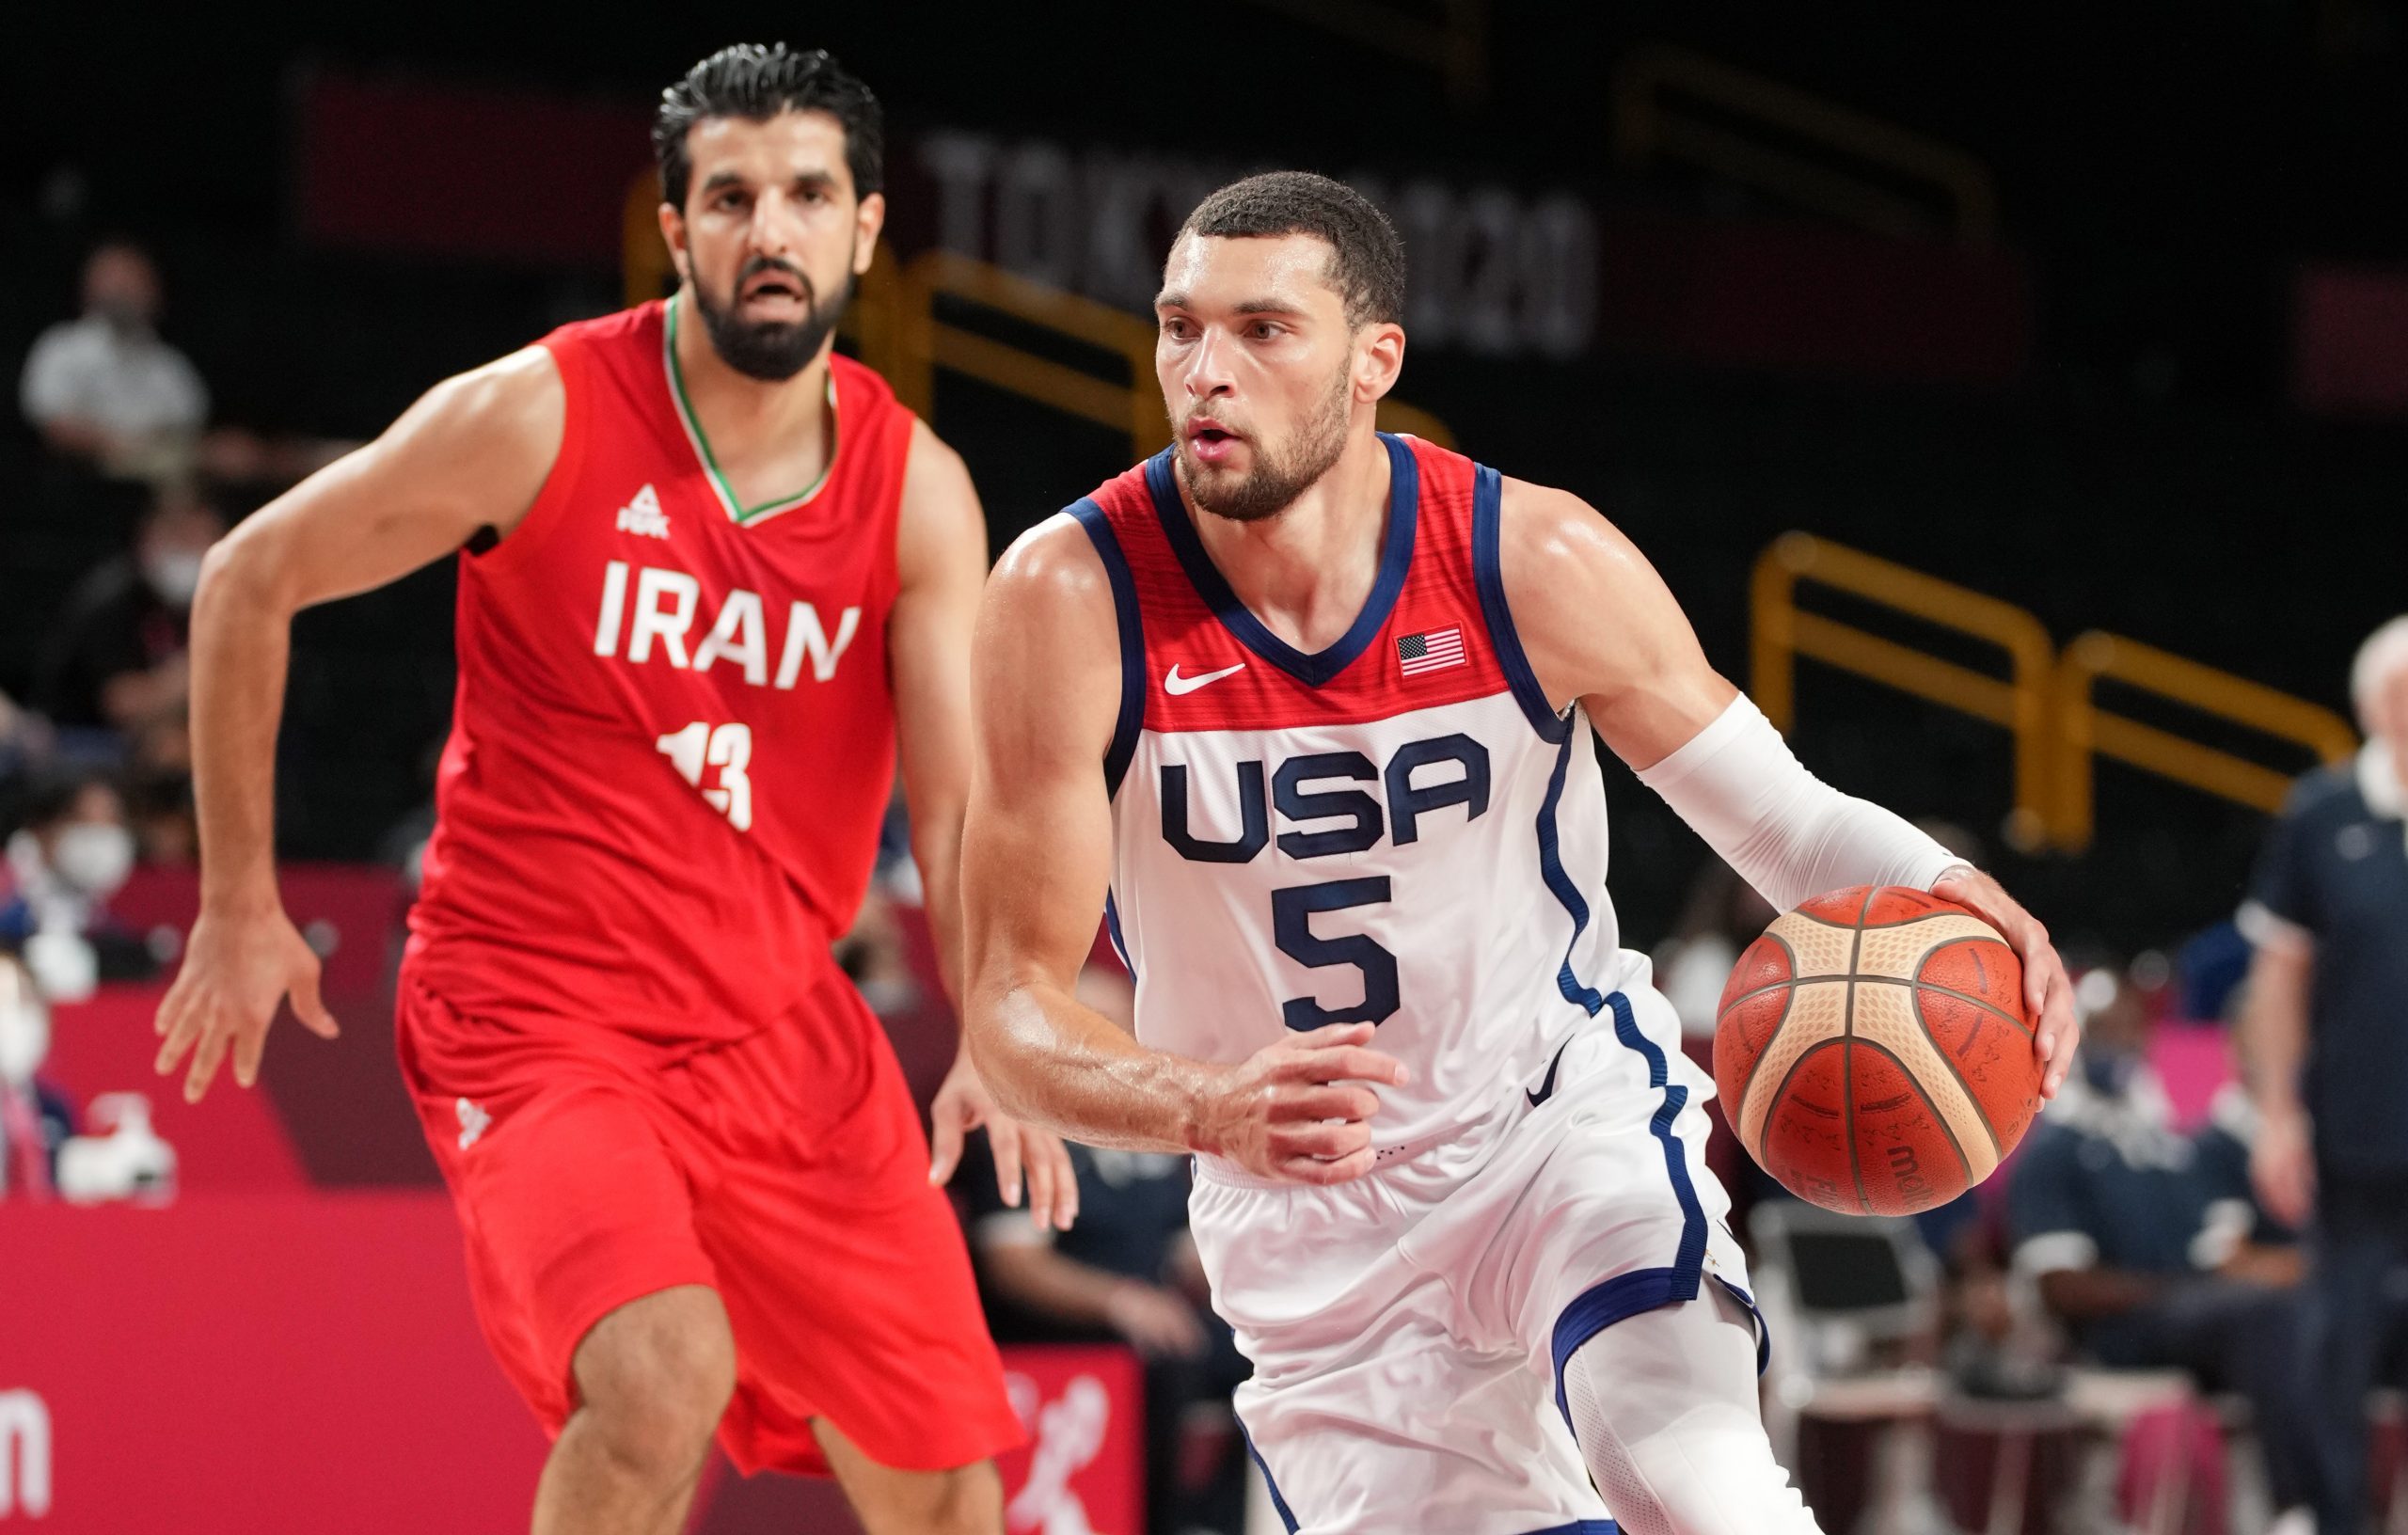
[655,721,753,831]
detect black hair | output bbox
[1178,171,1406,326]
[653,43,884,210]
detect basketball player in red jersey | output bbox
[150,45,1056,1535]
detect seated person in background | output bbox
[32,486,222,736]
[960,963,1250,1535]
[19,242,209,484]
[1,772,150,996]
[2008,966,2314,1523]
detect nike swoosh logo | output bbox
[1164,661,1246,696]
[1526,1038,1574,1108]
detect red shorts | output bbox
[394,962,1022,1477]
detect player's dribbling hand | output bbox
[1196,1021,1409,1185]
[153,903,341,1103]
[1929,866,2078,1098]
[928,1052,1080,1231]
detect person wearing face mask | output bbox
[2007,965,2315,1532]
[0,774,149,996]
[32,487,222,737]
[18,241,210,483]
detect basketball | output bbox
[1713,885,2044,1216]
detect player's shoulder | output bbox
[406,344,564,453]
[990,508,1114,610]
[1494,473,1658,602]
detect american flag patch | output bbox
[1396,625,1466,677]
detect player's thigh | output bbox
[814,1416,1002,1535]
[1234,1302,1606,1535]
[689,1044,1022,1478]
[416,1074,718,1429]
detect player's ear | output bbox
[852,191,886,273]
[657,202,691,287]
[1354,320,1406,404]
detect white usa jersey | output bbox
[1069,434,1651,1150]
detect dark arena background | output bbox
[2,4,2404,1531]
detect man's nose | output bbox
[1181,329,1236,399]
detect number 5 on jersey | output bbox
[655,721,752,831]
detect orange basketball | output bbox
[1713,885,2044,1216]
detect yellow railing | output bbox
[1753,533,2356,850]
[2056,632,2359,847]
[1611,45,1999,245]
[1753,533,2057,847]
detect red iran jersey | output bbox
[405,300,913,1044]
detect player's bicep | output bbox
[209,348,563,612]
[1497,477,1736,769]
[962,520,1123,1006]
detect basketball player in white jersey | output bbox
[959,173,2077,1535]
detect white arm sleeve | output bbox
[1635,695,1964,912]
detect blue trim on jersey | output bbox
[1068,497,1147,798]
[1523,1522,1620,1534]
[1535,724,1710,1425]
[1469,460,1572,743]
[1239,1421,1301,1533]
[1103,888,1133,976]
[1144,434,1419,688]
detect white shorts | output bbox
[1191,984,1757,1535]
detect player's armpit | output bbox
[205,346,564,617]
[1491,476,1739,770]
[960,515,1195,1151]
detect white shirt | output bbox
[19,315,209,441]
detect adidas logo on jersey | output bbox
[615,483,671,540]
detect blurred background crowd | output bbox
[6,5,2408,1533]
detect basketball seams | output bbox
[1727,930,1797,1122]
[1841,899,1872,1216]
[1846,1035,1975,1195]
[1848,985,2003,1176]
[1852,973,2035,1038]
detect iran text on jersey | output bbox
[1072,435,1646,1148]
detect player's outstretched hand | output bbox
[1198,1021,1409,1185]
[1931,866,2077,1098]
[928,1052,1080,1231]
[153,903,341,1103]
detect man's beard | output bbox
[1176,371,1354,525]
[691,256,856,382]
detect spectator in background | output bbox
[19,241,209,484]
[2009,966,2314,1527]
[0,953,76,1200]
[963,964,1250,1535]
[1,773,148,998]
[2240,614,2408,1535]
[32,485,221,737]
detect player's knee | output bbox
[571,1290,737,1480]
[852,1463,1001,1535]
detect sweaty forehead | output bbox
[686,109,852,190]
[1160,232,1344,314]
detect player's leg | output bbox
[1560,1286,1820,1535]
[810,1417,1002,1535]
[675,979,1022,1509]
[532,1285,736,1535]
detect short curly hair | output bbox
[1178,172,1406,327]
[654,43,883,210]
